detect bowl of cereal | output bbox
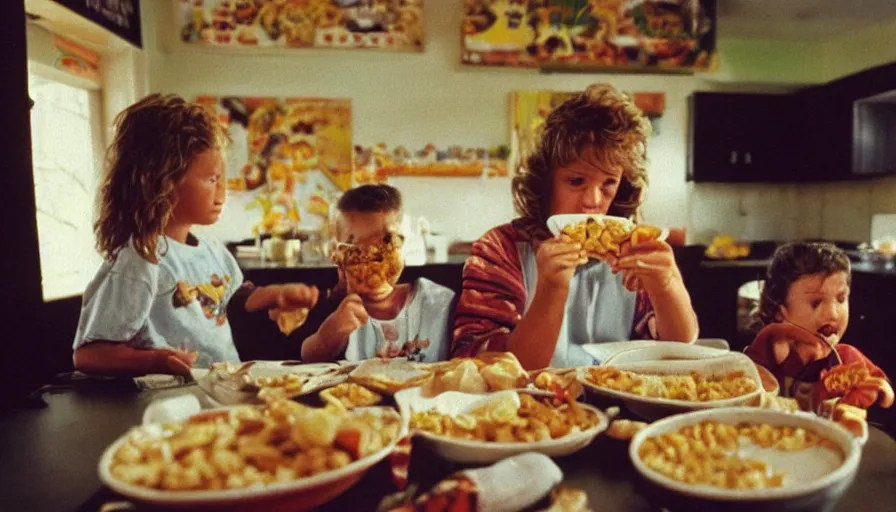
[578,352,763,420]
[396,388,608,464]
[98,396,402,510]
[629,407,861,512]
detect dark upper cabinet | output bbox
[688,92,796,183]
[689,63,896,183]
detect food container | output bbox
[629,407,861,512]
[578,352,764,420]
[395,389,608,464]
[99,406,402,511]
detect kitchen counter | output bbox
[701,257,896,276]
[237,253,471,270]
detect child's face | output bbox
[550,146,623,217]
[332,210,404,299]
[171,148,227,226]
[336,210,400,245]
[779,271,850,345]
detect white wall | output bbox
[139,0,896,245]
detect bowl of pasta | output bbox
[578,352,764,420]
[629,407,861,512]
[98,395,401,511]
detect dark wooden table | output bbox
[1,385,894,512]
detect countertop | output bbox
[701,258,896,276]
[237,253,471,270]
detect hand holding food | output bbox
[535,238,587,292]
[746,323,833,377]
[612,239,680,293]
[816,362,894,409]
[557,216,665,264]
[319,294,369,344]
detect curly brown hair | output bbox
[756,242,852,326]
[95,93,227,263]
[512,83,652,227]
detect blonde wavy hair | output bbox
[95,94,227,263]
[512,83,652,226]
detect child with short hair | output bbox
[73,94,317,377]
[301,184,455,363]
[746,242,891,412]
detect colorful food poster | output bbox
[179,0,424,52]
[510,90,665,170]
[461,0,717,71]
[197,96,351,235]
[52,36,101,84]
[352,143,510,184]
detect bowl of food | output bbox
[602,343,728,366]
[348,358,433,395]
[99,397,402,511]
[192,361,352,405]
[546,214,668,261]
[629,407,861,512]
[578,352,763,420]
[396,389,608,464]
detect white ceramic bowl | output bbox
[98,406,401,511]
[629,407,861,512]
[395,388,608,464]
[578,352,764,420]
[546,213,668,241]
[603,343,728,366]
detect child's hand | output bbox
[612,239,681,293]
[276,283,320,311]
[152,348,197,377]
[245,283,319,313]
[318,294,369,344]
[535,238,587,293]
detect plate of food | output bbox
[348,358,433,395]
[578,352,764,420]
[192,361,355,405]
[629,407,861,512]
[98,395,402,511]
[546,214,668,260]
[395,388,608,464]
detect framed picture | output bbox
[462,0,717,71]
[510,89,665,171]
[178,0,424,52]
[197,96,352,234]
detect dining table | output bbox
[1,381,894,512]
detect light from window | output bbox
[28,72,103,301]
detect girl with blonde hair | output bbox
[452,84,698,369]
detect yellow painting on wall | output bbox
[179,0,425,52]
[197,96,351,235]
[510,89,665,172]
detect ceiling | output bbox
[717,0,896,41]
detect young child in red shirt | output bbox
[745,242,892,414]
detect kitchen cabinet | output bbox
[687,92,795,183]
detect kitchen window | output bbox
[28,69,104,301]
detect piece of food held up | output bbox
[549,214,667,263]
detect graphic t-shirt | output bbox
[344,278,455,363]
[73,235,244,368]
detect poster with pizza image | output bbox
[462,0,717,70]
[197,96,351,235]
[178,0,424,52]
[510,89,665,172]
